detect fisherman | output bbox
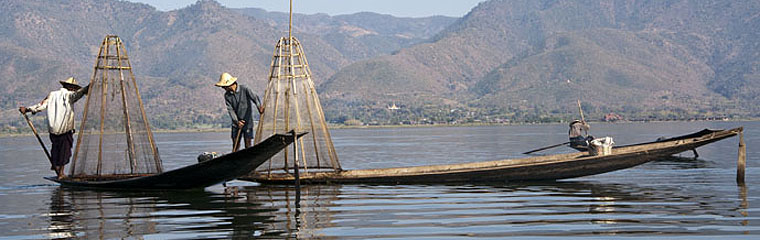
[216,72,263,151]
[568,119,593,149]
[19,77,90,179]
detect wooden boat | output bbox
[242,127,741,184]
[46,132,305,189]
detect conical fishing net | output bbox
[253,36,341,176]
[70,35,162,177]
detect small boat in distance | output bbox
[242,128,742,184]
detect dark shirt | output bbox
[224,84,261,130]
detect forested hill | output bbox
[0,0,453,132]
[320,0,760,123]
[2,0,759,133]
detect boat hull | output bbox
[46,132,305,189]
[243,128,741,184]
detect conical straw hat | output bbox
[59,77,81,89]
[215,72,237,87]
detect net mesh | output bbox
[70,35,162,177]
[253,37,341,176]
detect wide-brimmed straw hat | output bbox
[215,72,237,87]
[59,77,81,89]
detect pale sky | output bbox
[126,0,487,17]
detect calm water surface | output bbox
[0,121,758,239]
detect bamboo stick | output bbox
[737,130,746,184]
[21,112,52,164]
[296,42,340,170]
[97,38,111,176]
[302,80,321,168]
[115,38,137,174]
[123,40,162,173]
[71,37,107,176]
[289,39,307,171]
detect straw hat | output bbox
[215,72,237,87]
[59,77,81,89]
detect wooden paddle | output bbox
[522,141,571,154]
[577,99,588,135]
[21,112,53,165]
[232,126,243,152]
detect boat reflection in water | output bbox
[45,178,752,238]
[45,187,279,239]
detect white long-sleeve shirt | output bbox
[28,87,88,135]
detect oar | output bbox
[577,99,585,122]
[232,127,244,152]
[577,100,589,136]
[21,112,53,165]
[523,141,571,154]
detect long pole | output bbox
[232,127,243,152]
[737,130,746,184]
[577,99,588,136]
[291,130,301,207]
[577,99,585,122]
[21,112,53,165]
[523,141,571,154]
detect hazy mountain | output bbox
[321,0,760,122]
[234,9,456,61]
[3,0,759,133]
[0,0,454,132]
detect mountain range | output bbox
[321,0,760,123]
[0,0,453,131]
[1,0,758,133]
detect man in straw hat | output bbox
[568,119,593,149]
[216,72,263,151]
[19,77,90,179]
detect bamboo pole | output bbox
[302,80,321,168]
[123,43,162,173]
[737,129,746,184]
[232,127,243,152]
[115,38,137,174]
[71,37,106,176]
[255,37,281,144]
[96,37,111,176]
[289,39,307,171]
[267,38,286,177]
[577,99,585,122]
[297,42,340,170]
[291,130,300,193]
[21,112,52,165]
[283,41,292,172]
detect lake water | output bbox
[0,121,758,239]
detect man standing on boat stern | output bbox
[216,72,263,151]
[18,77,90,179]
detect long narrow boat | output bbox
[243,128,741,184]
[46,132,305,189]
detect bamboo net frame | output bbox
[253,36,341,176]
[252,1,341,177]
[70,35,161,177]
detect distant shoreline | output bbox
[2,118,751,138]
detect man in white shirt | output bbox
[19,77,89,179]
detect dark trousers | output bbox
[49,131,74,167]
[569,136,594,148]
